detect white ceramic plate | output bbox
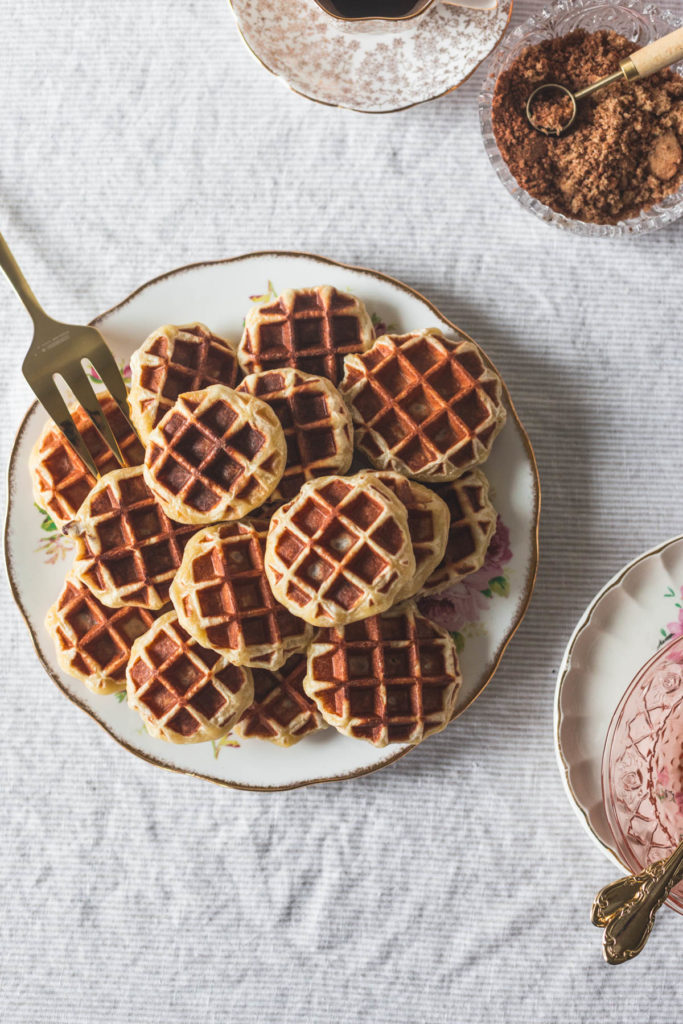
[555,535,683,866]
[228,0,512,114]
[6,251,539,791]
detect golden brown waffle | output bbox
[171,520,313,670]
[46,574,156,695]
[29,391,144,529]
[421,469,497,596]
[265,473,415,627]
[238,286,375,385]
[356,470,450,600]
[340,329,506,483]
[233,653,326,747]
[144,385,286,525]
[129,323,240,443]
[126,610,253,743]
[70,465,198,610]
[237,368,353,502]
[304,602,461,747]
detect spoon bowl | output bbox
[526,83,577,136]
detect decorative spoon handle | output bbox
[623,25,683,81]
[591,840,683,964]
[591,871,649,927]
[574,26,683,103]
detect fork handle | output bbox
[0,231,50,324]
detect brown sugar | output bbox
[527,89,574,135]
[649,130,683,180]
[491,29,683,224]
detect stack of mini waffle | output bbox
[36,289,506,750]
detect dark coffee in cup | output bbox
[327,0,422,16]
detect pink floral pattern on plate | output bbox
[35,505,75,564]
[660,585,683,645]
[419,516,512,651]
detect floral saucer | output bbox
[556,535,683,867]
[227,0,512,113]
[6,251,539,791]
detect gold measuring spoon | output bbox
[591,836,683,964]
[526,25,683,137]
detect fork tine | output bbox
[86,342,139,438]
[30,376,99,478]
[61,364,126,468]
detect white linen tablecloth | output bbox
[2,1,682,1020]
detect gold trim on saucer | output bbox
[5,250,540,792]
[226,0,513,115]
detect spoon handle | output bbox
[623,25,683,80]
[591,871,649,927]
[592,841,683,964]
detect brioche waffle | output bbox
[70,465,198,610]
[233,653,326,747]
[237,368,353,502]
[340,329,506,483]
[29,391,144,529]
[171,520,313,670]
[46,575,156,695]
[129,323,240,443]
[126,610,253,743]
[304,602,461,747]
[356,470,450,600]
[238,286,375,385]
[421,469,497,596]
[144,385,286,525]
[265,473,415,627]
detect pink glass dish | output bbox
[603,633,683,914]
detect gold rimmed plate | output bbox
[5,251,539,791]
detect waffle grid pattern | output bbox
[126,611,253,743]
[129,323,240,442]
[144,386,285,524]
[234,654,326,747]
[304,604,461,747]
[357,469,450,600]
[422,468,497,596]
[72,466,198,610]
[341,329,506,482]
[46,576,155,695]
[238,286,375,384]
[172,520,312,670]
[237,367,353,502]
[265,474,414,627]
[29,391,145,528]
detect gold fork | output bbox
[0,230,139,476]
